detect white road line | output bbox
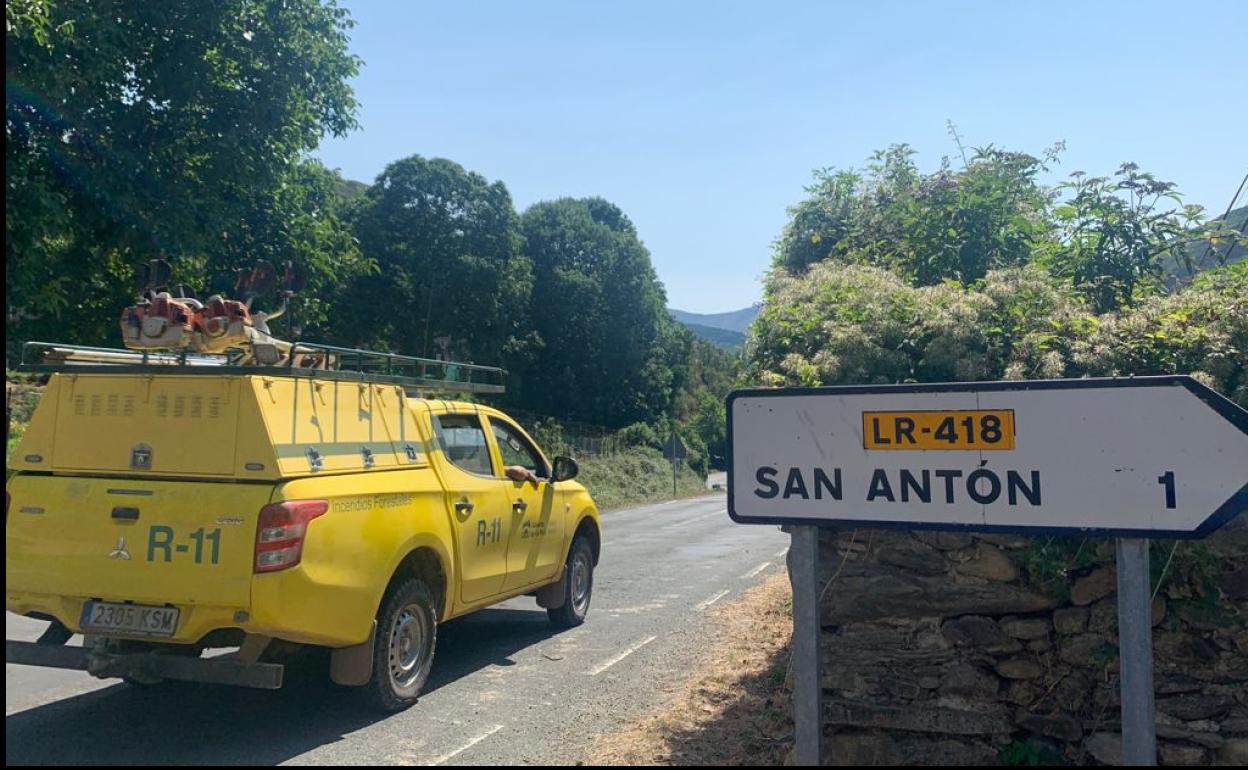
[588,635,657,676]
[695,589,731,611]
[741,562,772,579]
[429,724,504,766]
[661,509,727,527]
[775,547,790,559]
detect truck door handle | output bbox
[454,499,474,515]
[512,500,528,514]
[111,506,140,521]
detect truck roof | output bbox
[18,341,505,396]
[12,342,519,481]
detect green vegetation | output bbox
[999,739,1068,766]
[6,0,365,351]
[1014,538,1099,603]
[5,1,739,478]
[577,447,708,511]
[6,373,43,469]
[753,140,1248,407]
[1014,535,1228,617]
[514,197,674,427]
[9,3,1242,491]
[338,155,530,363]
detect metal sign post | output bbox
[725,376,1247,768]
[791,525,824,766]
[1116,538,1157,765]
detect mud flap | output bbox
[534,567,567,609]
[330,621,376,687]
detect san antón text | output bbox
[753,466,1042,506]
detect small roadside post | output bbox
[664,431,687,497]
[790,524,823,766]
[726,376,1248,766]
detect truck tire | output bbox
[548,535,594,628]
[360,577,438,712]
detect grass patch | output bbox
[577,446,710,510]
[6,373,44,469]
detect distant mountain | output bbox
[1162,204,1247,289]
[334,177,369,201]
[668,305,760,335]
[681,322,746,351]
[668,305,759,351]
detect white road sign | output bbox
[728,376,1248,537]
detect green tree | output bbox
[690,391,728,470]
[6,0,360,355]
[517,197,672,427]
[774,168,863,273]
[1043,165,1212,313]
[343,156,532,363]
[210,160,368,336]
[773,143,1057,286]
[895,145,1056,285]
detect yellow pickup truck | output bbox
[6,342,601,711]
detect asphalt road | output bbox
[5,493,788,766]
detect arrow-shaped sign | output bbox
[728,376,1248,537]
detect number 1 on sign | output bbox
[1158,471,1176,509]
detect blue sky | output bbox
[317,1,1248,313]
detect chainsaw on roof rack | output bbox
[24,259,505,395]
[118,259,304,365]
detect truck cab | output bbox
[6,342,601,711]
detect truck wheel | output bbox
[548,536,594,628]
[360,577,438,712]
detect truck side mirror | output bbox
[552,456,579,482]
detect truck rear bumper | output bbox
[5,640,284,690]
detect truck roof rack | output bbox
[18,341,506,395]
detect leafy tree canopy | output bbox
[775,142,1058,285]
[516,197,672,428]
[771,140,1242,314]
[751,251,1247,406]
[342,155,532,362]
[6,0,361,351]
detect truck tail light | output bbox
[254,500,327,573]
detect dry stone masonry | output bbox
[795,519,1248,766]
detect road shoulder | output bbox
[583,571,795,765]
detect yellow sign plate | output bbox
[863,410,1015,450]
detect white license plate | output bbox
[81,601,179,637]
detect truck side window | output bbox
[490,419,549,479]
[434,414,494,477]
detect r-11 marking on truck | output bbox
[476,517,502,546]
[147,525,222,564]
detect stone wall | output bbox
[796,519,1248,766]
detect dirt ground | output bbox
[584,571,795,766]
